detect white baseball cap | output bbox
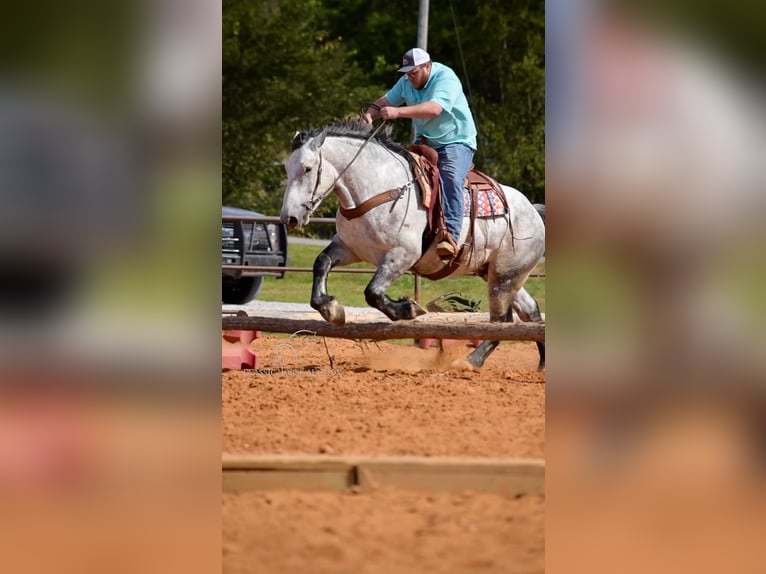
[397,48,431,73]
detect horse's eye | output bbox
[304,167,312,174]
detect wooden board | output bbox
[223,454,544,496]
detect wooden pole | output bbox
[221,314,544,342]
[414,275,422,304]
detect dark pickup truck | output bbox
[222,206,288,304]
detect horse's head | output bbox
[280,130,329,230]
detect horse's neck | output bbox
[327,137,410,206]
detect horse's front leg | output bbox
[311,237,360,326]
[364,248,426,321]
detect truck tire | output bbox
[222,276,263,304]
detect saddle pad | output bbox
[463,185,507,218]
[409,151,507,217]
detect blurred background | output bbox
[2,0,765,571]
[0,0,220,572]
[546,0,765,572]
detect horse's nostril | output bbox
[287,216,299,228]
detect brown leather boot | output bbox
[436,240,457,259]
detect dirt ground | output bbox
[222,336,545,573]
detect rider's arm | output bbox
[387,101,443,120]
[366,99,443,123]
[363,97,391,123]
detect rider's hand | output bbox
[361,112,374,124]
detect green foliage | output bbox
[223,0,545,215]
[223,0,383,216]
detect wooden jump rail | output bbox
[223,454,545,496]
[221,312,545,342]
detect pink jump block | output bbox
[222,329,260,370]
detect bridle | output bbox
[303,150,325,214]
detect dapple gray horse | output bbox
[281,121,545,369]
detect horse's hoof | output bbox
[319,299,346,326]
[465,350,487,370]
[450,357,478,371]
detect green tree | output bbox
[223,0,382,216]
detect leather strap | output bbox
[339,187,405,220]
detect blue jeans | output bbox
[436,143,475,241]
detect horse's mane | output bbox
[291,120,411,160]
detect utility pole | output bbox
[413,0,429,304]
[417,0,429,50]
[413,0,429,144]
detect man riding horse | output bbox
[363,48,477,260]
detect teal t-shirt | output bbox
[385,62,477,150]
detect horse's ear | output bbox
[291,131,307,151]
[309,130,326,151]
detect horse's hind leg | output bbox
[465,272,514,369]
[364,248,426,321]
[512,286,545,370]
[466,339,501,369]
[465,276,545,370]
[311,237,360,326]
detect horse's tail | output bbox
[533,203,545,225]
